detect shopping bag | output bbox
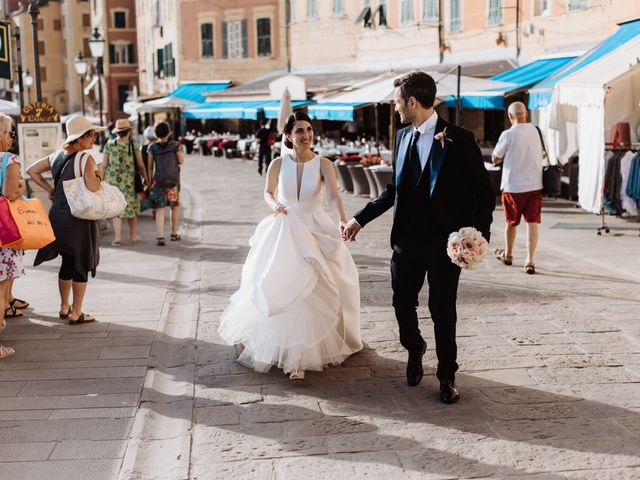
[0,197,21,246]
[2,197,55,250]
[63,150,127,220]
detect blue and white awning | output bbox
[139,82,232,112]
[308,102,368,121]
[182,100,314,120]
[528,19,640,109]
[442,56,576,110]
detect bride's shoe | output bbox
[233,343,245,359]
[289,369,305,382]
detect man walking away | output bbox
[492,101,544,274]
[256,121,272,176]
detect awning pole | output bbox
[456,65,462,126]
[374,103,379,145]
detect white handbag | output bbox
[63,150,127,220]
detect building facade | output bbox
[288,0,640,73]
[11,0,92,115]
[135,0,286,97]
[91,0,140,121]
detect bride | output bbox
[218,111,362,381]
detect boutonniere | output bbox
[434,127,453,148]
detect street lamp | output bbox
[23,70,33,104]
[74,52,88,116]
[28,1,42,102]
[89,28,105,135]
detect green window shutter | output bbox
[222,21,228,58]
[241,19,248,58]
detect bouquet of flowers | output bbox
[446,227,488,269]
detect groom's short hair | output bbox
[393,71,437,108]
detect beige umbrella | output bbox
[277,86,293,133]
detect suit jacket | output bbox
[354,117,495,250]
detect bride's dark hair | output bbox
[283,111,313,149]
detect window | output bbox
[155,0,162,26]
[109,43,135,64]
[82,13,91,27]
[83,37,91,57]
[163,43,175,76]
[38,41,45,55]
[568,0,588,11]
[290,0,296,23]
[37,19,44,30]
[487,0,502,25]
[257,18,271,57]
[53,19,62,30]
[332,0,344,16]
[400,0,414,24]
[422,0,438,24]
[156,48,164,76]
[534,0,550,16]
[40,66,47,82]
[307,0,317,21]
[450,0,461,32]
[114,11,127,28]
[201,23,214,58]
[222,20,248,59]
[117,85,129,112]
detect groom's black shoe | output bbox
[439,379,460,404]
[406,341,427,386]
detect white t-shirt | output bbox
[493,123,543,193]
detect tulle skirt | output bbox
[218,208,362,374]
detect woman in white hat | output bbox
[101,119,149,246]
[28,115,105,325]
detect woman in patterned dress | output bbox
[0,114,26,359]
[101,119,149,247]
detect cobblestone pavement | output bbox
[1,155,639,479]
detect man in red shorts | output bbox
[492,101,544,274]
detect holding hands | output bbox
[341,218,361,241]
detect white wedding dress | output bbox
[218,153,362,373]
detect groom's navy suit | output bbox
[354,115,495,381]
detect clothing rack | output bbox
[601,143,640,236]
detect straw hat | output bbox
[112,118,133,134]
[63,115,106,145]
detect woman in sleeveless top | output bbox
[218,112,362,381]
[0,114,26,360]
[28,116,105,325]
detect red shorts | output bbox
[502,190,542,226]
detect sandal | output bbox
[524,264,536,275]
[110,240,122,247]
[156,237,165,246]
[59,306,72,319]
[69,313,96,325]
[0,345,15,360]
[4,305,23,318]
[9,298,29,309]
[170,233,181,241]
[495,249,513,266]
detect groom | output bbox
[342,71,495,404]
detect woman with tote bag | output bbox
[28,116,105,325]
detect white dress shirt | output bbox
[412,111,438,171]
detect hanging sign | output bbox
[0,22,11,80]
[18,101,62,175]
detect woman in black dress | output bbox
[27,116,105,324]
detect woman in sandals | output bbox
[101,119,149,247]
[0,113,26,360]
[28,116,105,325]
[146,121,184,246]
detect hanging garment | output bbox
[620,151,638,216]
[603,152,624,215]
[626,152,640,209]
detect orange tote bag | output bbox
[2,197,55,250]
